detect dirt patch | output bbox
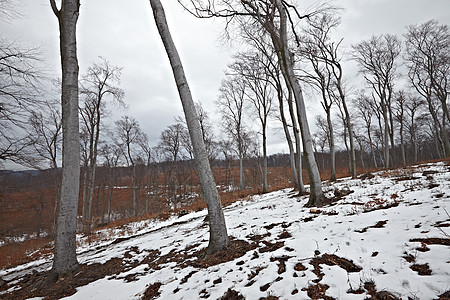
[364,281,399,299]
[302,283,335,300]
[2,256,128,300]
[190,239,257,268]
[393,175,421,182]
[270,255,291,274]
[246,232,271,242]
[180,270,197,284]
[438,290,450,299]
[303,216,317,222]
[3,238,255,300]
[359,173,375,180]
[410,238,450,246]
[422,170,439,176]
[310,253,362,282]
[219,288,245,300]
[402,253,416,263]
[246,265,267,287]
[294,262,307,271]
[355,220,388,233]
[142,282,162,300]
[410,263,432,275]
[277,230,292,239]
[259,240,285,253]
[435,221,450,228]
[260,282,271,292]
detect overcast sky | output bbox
[1,0,449,162]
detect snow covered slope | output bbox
[1,161,449,299]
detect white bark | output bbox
[50,0,80,275]
[149,0,229,254]
[258,0,324,205]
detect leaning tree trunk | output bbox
[277,87,299,190]
[150,0,229,254]
[268,0,324,206]
[286,88,305,193]
[50,0,80,276]
[326,110,336,181]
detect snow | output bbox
[1,162,449,299]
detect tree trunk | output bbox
[131,163,137,216]
[286,90,305,193]
[341,99,357,177]
[50,0,80,276]
[326,111,336,181]
[382,105,390,168]
[262,126,268,193]
[239,147,244,191]
[150,0,229,254]
[277,88,299,190]
[267,0,324,206]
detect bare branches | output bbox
[49,0,60,18]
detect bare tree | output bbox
[138,133,153,214]
[405,20,449,157]
[217,76,248,191]
[301,13,357,178]
[26,100,62,232]
[195,101,218,162]
[49,0,81,276]
[352,34,401,168]
[115,115,142,217]
[229,51,275,193]
[179,0,327,206]
[0,37,43,164]
[79,57,124,231]
[149,0,229,254]
[100,142,122,224]
[404,94,425,163]
[353,91,378,168]
[157,122,186,204]
[393,90,407,165]
[238,21,304,193]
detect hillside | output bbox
[1,161,449,299]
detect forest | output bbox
[0,0,449,299]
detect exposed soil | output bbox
[355,220,388,233]
[409,237,450,246]
[364,281,399,299]
[2,238,256,300]
[410,263,432,275]
[270,255,292,274]
[259,240,285,253]
[219,288,245,300]
[142,282,162,300]
[302,283,335,300]
[310,253,362,282]
[393,175,421,182]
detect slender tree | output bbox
[115,115,142,217]
[218,76,248,191]
[149,0,229,254]
[352,34,401,168]
[79,57,124,231]
[229,51,274,193]
[405,20,449,157]
[179,0,327,206]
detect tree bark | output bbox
[149,0,229,254]
[267,0,324,206]
[50,0,80,276]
